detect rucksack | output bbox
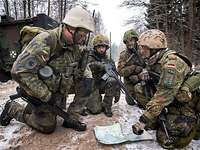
[19,26,57,51]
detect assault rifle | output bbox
[9,87,78,123]
[101,63,138,105]
[126,48,158,98]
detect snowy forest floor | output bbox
[0,81,200,150]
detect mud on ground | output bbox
[0,81,200,150]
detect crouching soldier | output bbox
[85,34,120,117]
[131,29,197,149]
[118,29,147,107]
[0,6,95,133]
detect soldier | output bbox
[131,29,197,149]
[0,6,94,133]
[118,29,147,107]
[85,34,120,117]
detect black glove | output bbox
[114,88,121,103]
[48,92,64,106]
[138,68,150,81]
[132,121,145,135]
[73,68,84,79]
[89,62,105,71]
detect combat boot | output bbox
[80,108,89,116]
[62,117,87,131]
[102,96,113,117]
[103,106,113,117]
[0,100,13,126]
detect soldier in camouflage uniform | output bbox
[85,34,120,117]
[118,29,148,107]
[131,29,197,149]
[0,6,94,133]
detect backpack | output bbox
[19,26,57,51]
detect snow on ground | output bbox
[0,80,200,150]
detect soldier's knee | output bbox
[157,126,196,149]
[37,124,56,134]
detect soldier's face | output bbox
[63,26,89,45]
[74,28,89,45]
[125,38,137,49]
[96,45,107,54]
[139,45,150,58]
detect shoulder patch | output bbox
[24,56,38,70]
[159,66,177,88]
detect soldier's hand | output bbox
[89,62,105,71]
[132,121,145,135]
[138,68,150,81]
[73,68,84,79]
[114,89,120,103]
[49,92,64,106]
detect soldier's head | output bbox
[137,29,167,59]
[92,34,109,55]
[123,29,138,50]
[62,6,95,45]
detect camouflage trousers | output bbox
[156,105,197,149]
[7,101,56,133]
[194,113,200,140]
[67,79,90,119]
[135,83,197,148]
[67,77,120,116]
[87,78,120,114]
[134,83,151,108]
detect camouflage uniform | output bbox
[0,6,94,133]
[86,34,120,117]
[117,29,144,106]
[132,29,197,149]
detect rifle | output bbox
[126,48,158,98]
[101,63,138,105]
[9,87,76,122]
[158,108,174,146]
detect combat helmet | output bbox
[62,6,95,32]
[93,34,109,49]
[123,29,138,44]
[138,29,167,49]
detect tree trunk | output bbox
[64,0,67,17]
[14,1,18,19]
[185,0,194,60]
[31,0,34,16]
[4,0,9,16]
[28,0,31,17]
[60,0,63,21]
[48,0,50,16]
[23,0,27,18]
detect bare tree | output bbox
[27,0,31,17]
[23,0,26,18]
[47,0,50,16]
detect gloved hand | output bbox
[48,92,64,106]
[89,62,105,71]
[138,68,150,81]
[132,121,146,135]
[129,75,140,85]
[114,89,121,103]
[73,68,84,79]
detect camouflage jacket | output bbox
[117,49,143,85]
[11,26,85,102]
[142,49,192,121]
[88,50,114,83]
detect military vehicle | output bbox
[0,14,58,82]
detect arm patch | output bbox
[160,67,176,88]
